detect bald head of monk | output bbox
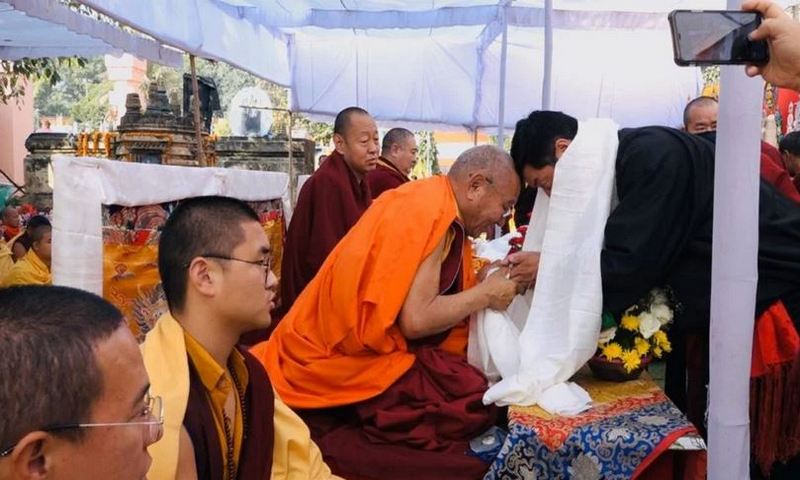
[2,207,19,229]
[448,145,520,237]
[683,96,718,134]
[333,107,380,180]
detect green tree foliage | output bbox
[34,57,110,128]
[146,58,333,145]
[411,131,440,179]
[489,134,512,152]
[301,119,334,148]
[1,57,86,106]
[702,66,720,87]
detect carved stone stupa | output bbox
[114,84,214,166]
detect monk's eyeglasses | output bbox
[194,253,273,286]
[0,395,163,458]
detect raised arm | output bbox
[743,0,800,91]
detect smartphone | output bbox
[668,10,769,66]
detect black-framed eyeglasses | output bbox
[0,395,164,458]
[189,253,273,287]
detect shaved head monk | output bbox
[253,145,521,480]
[2,219,51,287]
[141,196,339,480]
[1,207,20,242]
[276,106,379,323]
[368,127,417,198]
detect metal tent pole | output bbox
[497,10,509,148]
[542,0,553,110]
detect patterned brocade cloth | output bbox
[102,200,286,342]
[485,370,706,480]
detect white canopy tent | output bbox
[13,1,796,477]
[75,0,729,131]
[0,0,181,66]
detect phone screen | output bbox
[669,10,769,65]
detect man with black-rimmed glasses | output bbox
[142,196,338,480]
[0,285,163,480]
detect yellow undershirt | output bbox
[0,238,14,283]
[184,332,249,480]
[1,249,51,287]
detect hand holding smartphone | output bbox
[669,10,769,66]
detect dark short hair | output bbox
[0,286,125,450]
[510,111,578,177]
[26,215,51,229]
[780,131,800,156]
[683,96,718,127]
[158,196,260,313]
[333,106,370,136]
[381,128,414,153]
[27,216,52,243]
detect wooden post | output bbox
[189,55,206,166]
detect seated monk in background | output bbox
[9,215,51,261]
[252,145,520,480]
[2,220,51,287]
[683,95,800,203]
[1,206,20,243]
[141,196,338,480]
[277,107,378,320]
[368,127,417,198]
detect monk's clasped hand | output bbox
[501,251,541,289]
[484,267,520,311]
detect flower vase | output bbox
[588,354,652,382]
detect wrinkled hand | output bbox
[477,260,502,282]
[743,0,800,91]
[483,267,519,311]
[501,251,540,289]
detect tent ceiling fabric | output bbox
[0,0,181,67]
[53,1,796,128]
[78,0,291,86]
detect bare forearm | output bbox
[400,284,490,339]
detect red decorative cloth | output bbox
[760,142,800,203]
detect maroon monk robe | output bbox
[761,141,800,203]
[277,150,371,321]
[183,348,275,480]
[298,220,498,480]
[367,157,410,199]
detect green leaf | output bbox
[601,311,617,330]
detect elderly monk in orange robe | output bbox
[368,127,417,198]
[277,107,379,322]
[253,145,521,480]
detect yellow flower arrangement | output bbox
[620,315,640,331]
[593,288,679,379]
[651,330,672,353]
[602,342,623,360]
[621,349,642,373]
[634,337,650,356]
